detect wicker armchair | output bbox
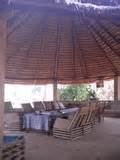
[52,101,60,110]
[43,101,54,111]
[4,101,14,113]
[21,103,34,113]
[4,102,22,131]
[53,107,95,140]
[33,101,45,112]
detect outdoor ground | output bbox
[23,118,120,160]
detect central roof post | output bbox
[53,80,58,101]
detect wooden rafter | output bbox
[97,20,120,44]
[74,23,88,79]
[7,11,29,64]
[74,7,88,78]
[71,20,77,79]
[85,18,119,75]
[25,14,48,57]
[7,13,49,82]
[7,13,30,38]
[93,19,120,56]
[7,15,40,63]
[53,21,60,81]
[32,14,49,81]
[75,4,119,75]
[90,21,120,59]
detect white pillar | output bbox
[114,76,120,101]
[53,80,58,101]
[0,11,6,141]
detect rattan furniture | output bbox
[53,107,96,140]
[4,102,14,113]
[43,101,54,111]
[21,103,34,113]
[33,101,45,112]
[4,113,21,131]
[2,135,25,160]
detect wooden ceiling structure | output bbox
[3,0,120,84]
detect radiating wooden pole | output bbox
[0,10,6,143]
[114,76,120,101]
[53,80,58,101]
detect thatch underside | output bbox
[79,0,120,6]
[6,2,120,84]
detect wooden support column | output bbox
[53,80,58,101]
[0,10,6,142]
[114,76,120,101]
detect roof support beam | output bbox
[74,22,88,79]
[27,14,49,81]
[73,8,88,78]
[54,22,61,80]
[0,11,6,148]
[114,76,120,101]
[53,80,58,101]
[71,21,77,79]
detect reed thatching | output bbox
[79,0,120,6]
[5,0,120,84]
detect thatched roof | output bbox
[6,0,120,84]
[5,0,120,6]
[79,0,120,6]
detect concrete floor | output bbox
[25,118,120,160]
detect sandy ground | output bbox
[24,118,120,160]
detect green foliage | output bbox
[58,84,97,101]
[32,86,42,94]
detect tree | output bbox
[58,84,97,101]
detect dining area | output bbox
[22,102,79,134]
[3,99,119,160]
[17,100,105,140]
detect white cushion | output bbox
[58,102,65,109]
